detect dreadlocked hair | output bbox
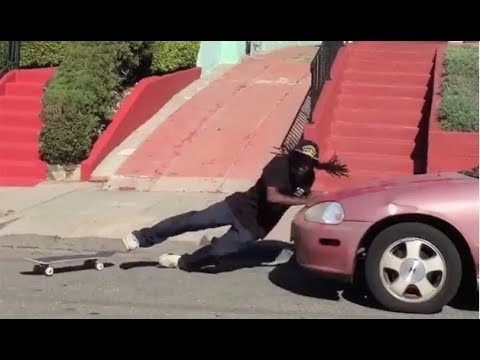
[318,153,349,178]
[271,146,350,178]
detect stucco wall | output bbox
[196,41,247,75]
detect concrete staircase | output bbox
[309,41,438,192]
[0,68,55,186]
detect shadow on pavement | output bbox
[448,277,479,312]
[203,240,379,309]
[120,261,159,270]
[204,240,295,273]
[267,258,378,308]
[118,239,295,272]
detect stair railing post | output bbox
[8,41,21,68]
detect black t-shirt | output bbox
[225,155,314,239]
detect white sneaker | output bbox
[122,232,140,252]
[158,253,181,268]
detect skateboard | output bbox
[23,251,116,277]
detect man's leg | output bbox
[122,200,236,251]
[158,221,257,271]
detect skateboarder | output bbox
[121,139,349,272]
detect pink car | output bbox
[292,167,479,314]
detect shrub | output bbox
[439,45,479,132]
[20,41,69,68]
[113,41,153,86]
[151,41,200,74]
[40,42,121,165]
[0,41,8,72]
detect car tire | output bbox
[365,222,462,314]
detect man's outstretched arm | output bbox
[266,187,320,206]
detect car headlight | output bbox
[304,202,344,224]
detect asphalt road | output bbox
[0,246,477,319]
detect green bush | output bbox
[40,42,124,165]
[20,41,69,68]
[0,41,8,72]
[439,45,479,132]
[151,41,200,74]
[113,41,153,86]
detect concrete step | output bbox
[344,60,433,74]
[331,121,418,140]
[0,125,40,143]
[327,136,415,156]
[14,69,55,83]
[348,41,440,52]
[0,96,42,112]
[0,141,40,161]
[340,83,428,98]
[5,82,45,97]
[348,49,436,63]
[0,159,46,178]
[0,176,44,187]
[342,71,431,87]
[336,94,425,112]
[331,152,415,173]
[0,110,42,127]
[333,108,424,127]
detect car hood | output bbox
[307,171,476,221]
[311,172,467,202]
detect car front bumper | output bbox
[291,209,373,281]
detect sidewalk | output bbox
[0,183,299,250]
[98,46,316,192]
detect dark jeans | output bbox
[135,200,257,257]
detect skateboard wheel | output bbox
[45,267,54,276]
[95,263,104,271]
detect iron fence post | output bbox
[8,41,21,68]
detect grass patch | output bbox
[439,45,479,132]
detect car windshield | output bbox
[458,167,479,178]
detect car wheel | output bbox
[365,222,462,314]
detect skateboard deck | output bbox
[24,251,116,276]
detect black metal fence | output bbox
[0,41,21,78]
[280,41,344,153]
[309,41,344,119]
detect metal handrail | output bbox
[279,41,344,152]
[309,41,344,121]
[0,41,21,78]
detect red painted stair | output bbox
[0,68,55,186]
[307,41,438,192]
